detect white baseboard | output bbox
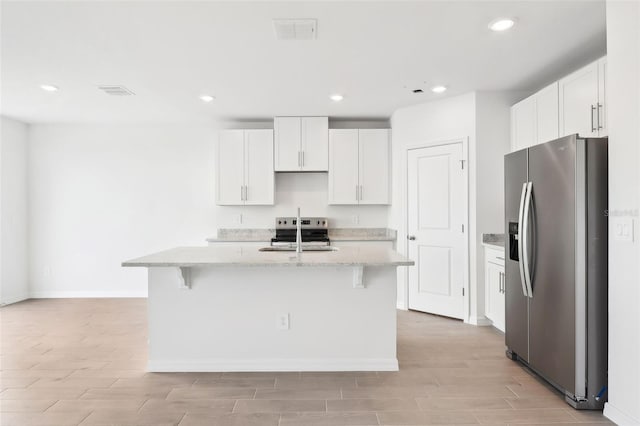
[0,293,30,306]
[147,358,399,372]
[467,315,493,326]
[396,301,408,310]
[604,402,640,425]
[29,291,147,298]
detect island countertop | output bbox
[122,245,414,268]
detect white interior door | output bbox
[407,142,466,319]
[244,129,274,205]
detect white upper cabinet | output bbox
[511,95,537,152]
[559,57,607,138]
[328,129,390,205]
[244,130,275,205]
[535,82,560,144]
[216,129,274,206]
[511,82,559,152]
[274,116,328,171]
[358,129,390,205]
[328,129,359,204]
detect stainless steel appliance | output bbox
[270,216,330,249]
[504,134,608,410]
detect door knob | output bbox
[407,235,416,241]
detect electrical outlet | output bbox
[351,215,359,225]
[277,313,290,330]
[236,213,243,225]
[614,217,634,242]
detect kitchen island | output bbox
[123,245,413,372]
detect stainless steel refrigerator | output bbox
[504,134,608,410]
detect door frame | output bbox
[404,137,470,322]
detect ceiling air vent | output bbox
[273,19,317,40]
[98,85,135,96]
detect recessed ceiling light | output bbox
[200,95,215,103]
[329,94,344,102]
[40,84,59,92]
[488,18,515,32]
[431,85,447,94]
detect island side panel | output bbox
[147,265,398,372]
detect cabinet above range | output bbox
[274,116,329,172]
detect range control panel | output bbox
[275,217,328,230]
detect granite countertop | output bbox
[482,233,505,248]
[122,246,414,268]
[206,228,397,243]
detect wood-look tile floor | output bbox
[0,299,612,426]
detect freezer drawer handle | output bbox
[517,183,529,297]
[522,181,534,298]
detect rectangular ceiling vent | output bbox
[273,19,317,40]
[98,85,135,96]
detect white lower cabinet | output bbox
[484,246,505,332]
[216,129,274,206]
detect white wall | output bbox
[27,123,389,297]
[0,116,30,305]
[389,92,515,322]
[603,1,640,424]
[390,93,476,315]
[474,92,521,319]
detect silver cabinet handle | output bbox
[244,185,248,202]
[517,183,529,297]
[522,182,533,298]
[298,151,301,167]
[359,185,363,201]
[301,151,305,167]
[597,103,603,130]
[591,105,597,132]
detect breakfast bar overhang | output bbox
[122,246,413,372]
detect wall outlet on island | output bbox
[277,313,290,330]
[235,213,243,225]
[351,215,360,225]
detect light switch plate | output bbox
[613,217,634,242]
[277,313,290,330]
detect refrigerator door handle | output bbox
[517,182,529,297]
[522,181,534,298]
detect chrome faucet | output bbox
[296,207,302,253]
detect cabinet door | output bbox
[358,129,390,205]
[535,82,559,144]
[328,129,359,205]
[485,261,502,327]
[244,130,274,205]
[494,267,506,332]
[274,117,301,171]
[511,95,536,151]
[559,61,599,138]
[216,130,245,205]
[301,117,329,171]
[597,57,607,137]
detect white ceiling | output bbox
[1,1,606,124]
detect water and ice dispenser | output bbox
[508,222,519,261]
